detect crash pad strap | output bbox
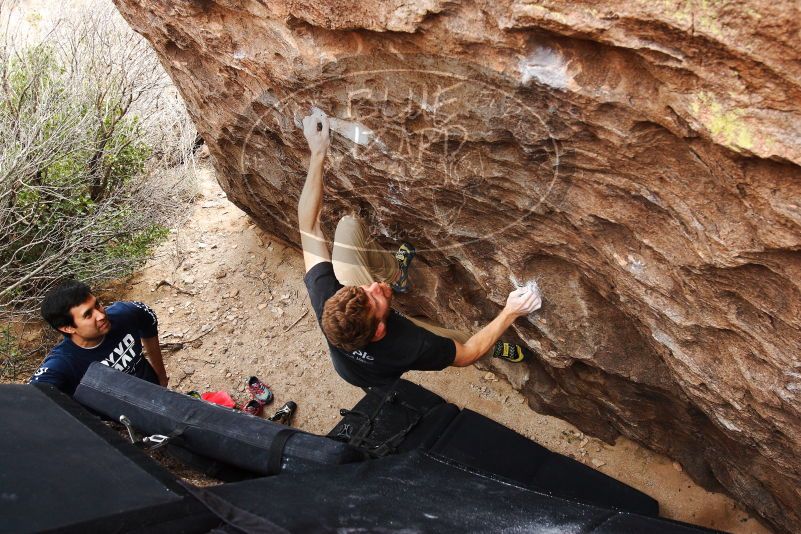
[178,479,290,534]
[268,429,297,475]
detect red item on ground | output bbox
[200,390,236,408]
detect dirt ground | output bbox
[120,163,770,533]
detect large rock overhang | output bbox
[113,1,801,531]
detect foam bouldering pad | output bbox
[0,383,217,534]
[197,449,717,533]
[430,408,660,516]
[74,362,364,476]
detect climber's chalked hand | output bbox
[504,286,542,317]
[303,110,330,156]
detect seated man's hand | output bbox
[504,287,542,318]
[303,110,330,156]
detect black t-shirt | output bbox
[29,301,160,396]
[304,262,456,388]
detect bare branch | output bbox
[0,0,198,373]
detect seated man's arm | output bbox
[29,363,71,393]
[298,111,332,273]
[452,287,541,367]
[129,301,168,387]
[142,336,168,387]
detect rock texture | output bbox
[113,1,801,531]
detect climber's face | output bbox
[361,281,392,323]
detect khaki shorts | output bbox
[331,215,470,344]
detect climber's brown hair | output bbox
[322,286,378,352]
[322,286,378,351]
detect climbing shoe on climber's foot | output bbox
[492,341,532,363]
[390,242,416,293]
[247,376,274,405]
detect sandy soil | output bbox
[121,163,770,533]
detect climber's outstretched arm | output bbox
[298,111,331,273]
[451,287,541,367]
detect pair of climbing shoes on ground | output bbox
[243,375,274,416]
[188,378,295,424]
[243,378,297,425]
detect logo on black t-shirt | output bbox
[351,349,375,362]
[101,334,138,371]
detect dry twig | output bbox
[282,309,309,333]
[155,279,196,296]
[159,326,214,352]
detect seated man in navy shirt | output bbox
[29,280,168,396]
[297,110,542,389]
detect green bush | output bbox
[0,40,161,290]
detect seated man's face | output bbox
[63,295,111,340]
[360,282,392,322]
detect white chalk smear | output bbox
[518,46,570,89]
[716,415,742,433]
[294,108,389,155]
[627,255,645,275]
[307,106,374,145]
[510,274,541,298]
[329,118,374,145]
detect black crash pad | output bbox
[330,379,658,517]
[74,362,364,476]
[0,383,217,534]
[197,450,717,533]
[430,408,660,516]
[328,378,459,454]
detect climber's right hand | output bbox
[504,287,541,317]
[303,110,330,157]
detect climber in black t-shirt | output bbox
[297,110,541,388]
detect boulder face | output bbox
[113,0,801,530]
